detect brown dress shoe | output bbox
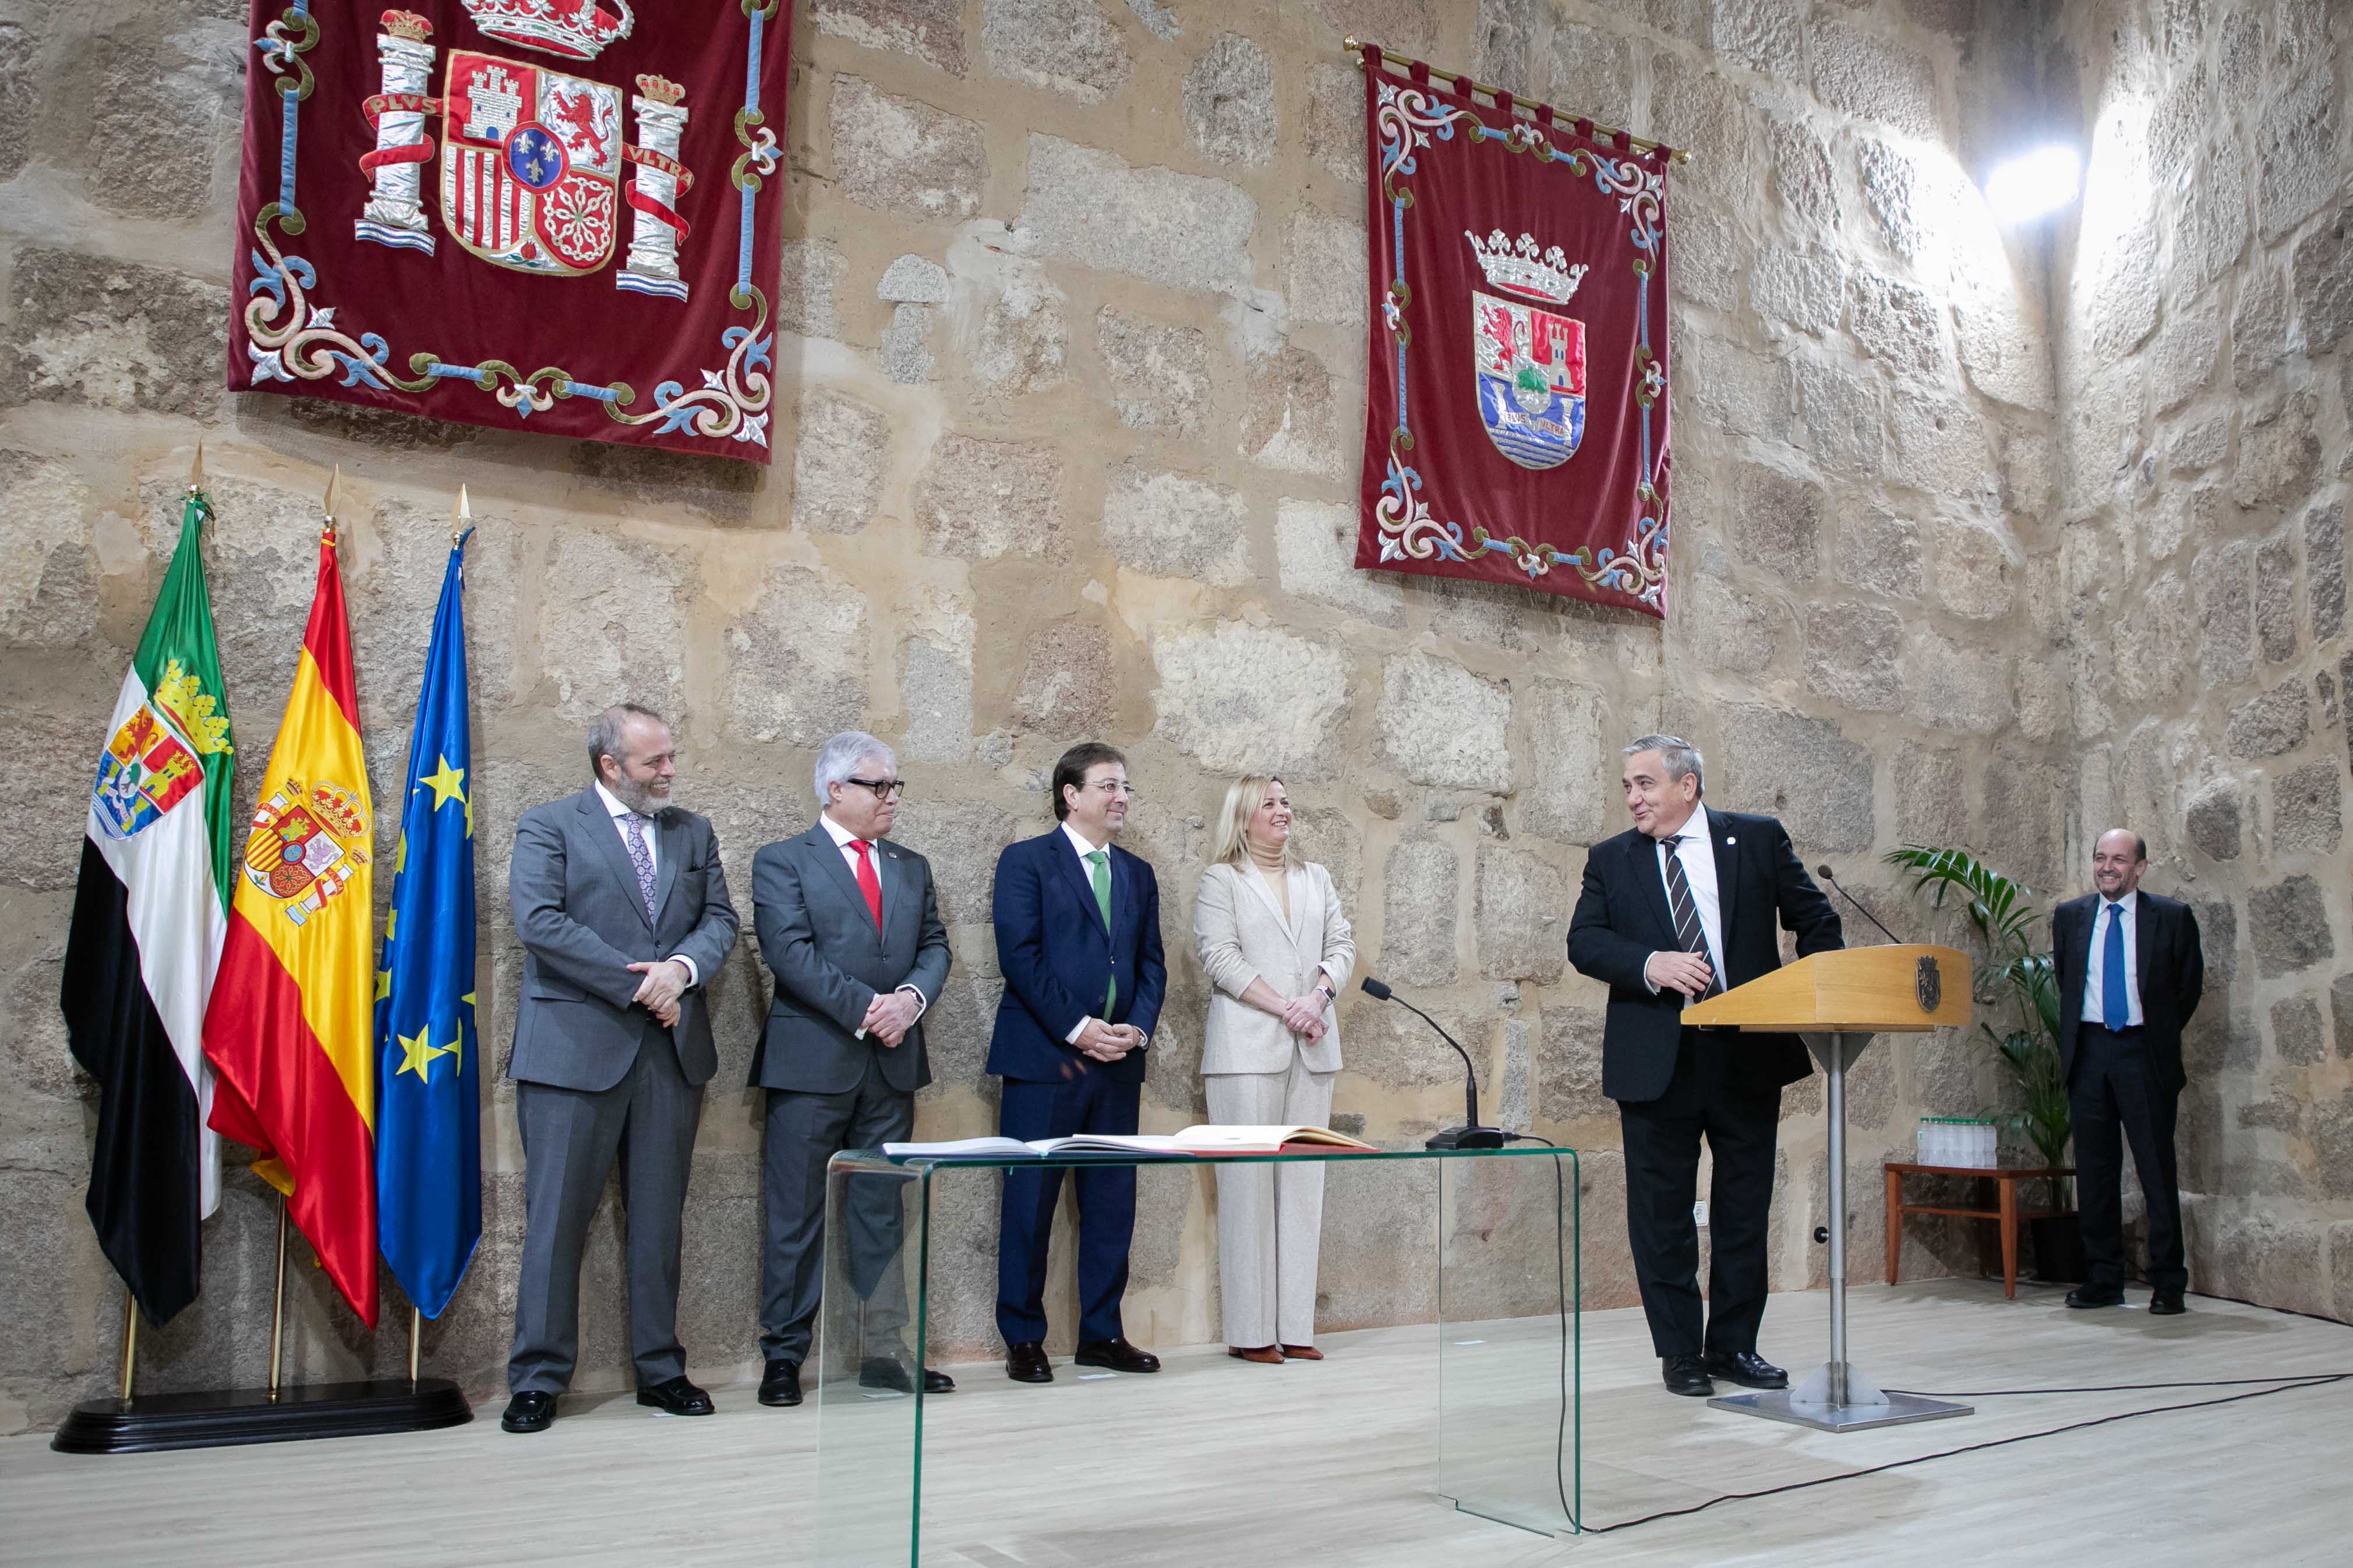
[1228,1344,1284,1364]
[1280,1344,1324,1361]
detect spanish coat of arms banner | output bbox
[1354,48,1676,617]
[229,1,794,461]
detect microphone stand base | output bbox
[1425,1126,1507,1149]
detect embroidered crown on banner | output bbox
[1464,229,1589,306]
[461,0,635,62]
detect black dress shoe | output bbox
[758,1359,803,1407]
[2066,1283,2126,1309]
[1006,1340,1054,1383]
[636,1374,715,1415]
[1702,1350,1789,1390]
[923,1368,955,1393]
[2147,1291,2187,1316]
[1662,1355,1715,1397]
[1074,1336,1161,1373]
[501,1390,556,1433]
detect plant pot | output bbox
[2029,1212,2089,1284]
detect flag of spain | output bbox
[202,522,379,1326]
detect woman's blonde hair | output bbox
[1211,774,1302,869]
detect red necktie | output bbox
[849,838,884,930]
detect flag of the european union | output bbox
[373,532,479,1319]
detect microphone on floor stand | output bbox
[1359,978,1505,1150]
[1815,864,1906,946]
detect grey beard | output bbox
[612,778,674,817]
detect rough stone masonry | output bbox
[0,0,2346,1429]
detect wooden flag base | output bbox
[50,1378,471,1454]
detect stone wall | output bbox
[0,0,2146,1431]
[2048,0,2353,1318]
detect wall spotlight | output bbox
[1982,144,2083,224]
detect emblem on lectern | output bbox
[1916,955,1941,1013]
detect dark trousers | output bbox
[1617,1029,1781,1360]
[509,1033,703,1395]
[2069,1023,2186,1294]
[995,1070,1140,1345]
[758,1053,917,1365]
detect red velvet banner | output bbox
[228,1,793,462]
[1354,49,1676,617]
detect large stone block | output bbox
[2177,144,2249,289]
[2199,539,2254,688]
[776,238,848,339]
[1835,511,1921,600]
[1893,748,1966,845]
[536,530,691,722]
[1475,844,1568,984]
[1011,136,1256,298]
[2110,572,2192,707]
[1850,272,1949,384]
[1935,519,2017,621]
[879,302,936,385]
[2150,294,2222,415]
[1890,395,1995,502]
[2234,394,2322,511]
[815,0,968,75]
[1754,248,1846,338]
[2224,680,2309,759]
[1183,31,1277,167]
[891,799,1023,929]
[1375,652,1513,793]
[1012,617,1116,736]
[789,388,891,535]
[2184,779,2242,861]
[914,434,1065,560]
[1521,681,1606,845]
[899,632,974,763]
[1715,703,1874,852]
[2306,500,2345,645]
[1680,574,1787,674]
[1953,289,2052,412]
[2,249,226,420]
[2256,533,2299,665]
[2293,205,2353,357]
[1649,55,1757,209]
[1729,463,1824,578]
[1803,602,1904,712]
[1101,466,1252,586]
[0,449,94,649]
[2248,875,2333,976]
[1238,340,1346,479]
[2271,994,2327,1066]
[2089,219,2162,366]
[1534,1004,1610,1124]
[722,562,870,748]
[2273,759,2342,856]
[983,0,1132,102]
[1303,62,1362,179]
[1545,21,1634,127]
[962,260,1068,394]
[1376,836,1460,992]
[2232,266,2288,391]
[1811,19,1941,141]
[830,77,987,222]
[1149,620,1352,778]
[1276,497,1404,626]
[1096,308,1210,436]
[2257,65,2336,243]
[69,24,243,221]
[1284,210,1369,330]
[1672,206,1744,316]
[1681,335,1791,445]
[1769,115,1840,231]
[1713,0,1806,77]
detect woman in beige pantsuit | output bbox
[1193,775,1355,1364]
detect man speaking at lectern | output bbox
[1567,735,1842,1400]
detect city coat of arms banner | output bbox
[1354,46,1677,617]
[228,1,794,461]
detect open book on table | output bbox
[883,1125,1377,1160]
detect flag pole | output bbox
[453,483,469,546]
[117,1287,138,1402]
[267,1193,289,1401]
[408,1307,423,1383]
[188,438,204,495]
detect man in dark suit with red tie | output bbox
[2052,829,2204,1316]
[1567,735,1842,1400]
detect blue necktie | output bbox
[2101,902,2128,1030]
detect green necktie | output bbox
[1087,848,1116,1014]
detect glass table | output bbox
[811,1144,1582,1565]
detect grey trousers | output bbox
[758,1052,917,1364]
[508,1034,704,1395]
[1204,1054,1336,1348]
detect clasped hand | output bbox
[861,989,923,1047]
[626,958,690,1027]
[1645,950,1714,997]
[1278,992,1328,1040]
[1076,1019,1144,1061]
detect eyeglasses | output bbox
[1087,780,1141,800]
[845,777,906,800]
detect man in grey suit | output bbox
[500,704,740,1435]
[751,731,954,1407]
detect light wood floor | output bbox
[6,1279,2350,1566]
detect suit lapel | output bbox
[2133,890,2155,997]
[1054,830,1110,941]
[652,812,683,926]
[579,791,655,932]
[1706,807,1739,952]
[807,823,881,944]
[1631,831,1679,948]
[1236,860,1294,939]
[878,837,916,952]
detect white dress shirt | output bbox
[2080,895,2144,1027]
[1645,807,1725,992]
[594,780,698,989]
[819,809,928,1017]
[1059,820,1145,1048]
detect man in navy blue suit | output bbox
[988,741,1168,1383]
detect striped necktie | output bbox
[1660,834,1721,1000]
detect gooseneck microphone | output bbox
[1815,864,1905,946]
[1360,978,1505,1150]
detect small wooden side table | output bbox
[1884,1163,2075,1300]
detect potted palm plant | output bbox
[1882,845,2086,1282]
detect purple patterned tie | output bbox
[620,812,658,919]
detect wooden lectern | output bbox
[1683,943,1976,1432]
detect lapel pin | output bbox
[1725,836,1737,845]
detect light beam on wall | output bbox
[1982,144,2083,224]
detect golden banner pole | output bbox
[267,1193,289,1401]
[118,1287,139,1403]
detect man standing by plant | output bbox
[2052,830,2203,1316]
